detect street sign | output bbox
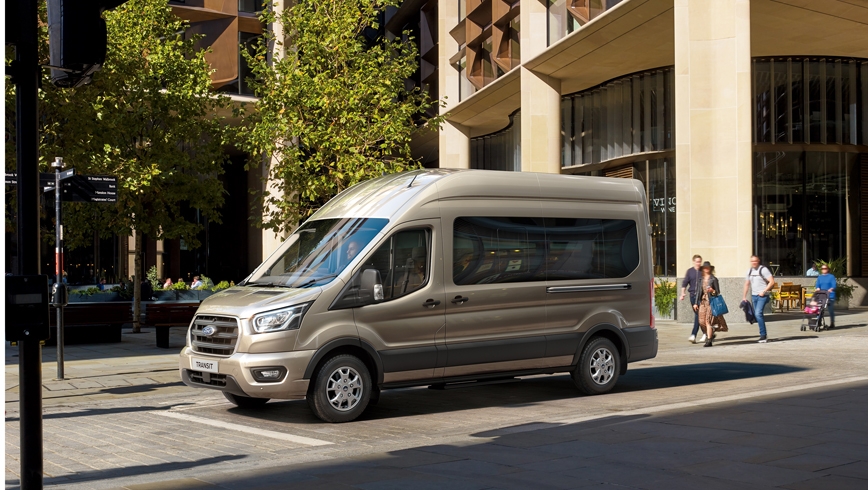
[6,172,117,203]
[60,175,117,203]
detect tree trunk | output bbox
[132,230,143,333]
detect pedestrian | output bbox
[163,277,173,289]
[742,255,775,343]
[815,264,836,328]
[141,277,154,301]
[806,262,820,277]
[190,276,203,289]
[679,254,703,343]
[693,261,728,347]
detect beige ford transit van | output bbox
[180,169,657,422]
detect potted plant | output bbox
[172,280,198,301]
[653,277,677,320]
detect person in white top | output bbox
[742,255,775,343]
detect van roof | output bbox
[309,168,645,221]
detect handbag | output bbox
[710,294,729,317]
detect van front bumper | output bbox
[179,347,313,399]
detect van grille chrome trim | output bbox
[190,315,239,356]
[546,284,632,294]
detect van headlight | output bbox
[251,303,311,333]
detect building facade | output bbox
[388,0,868,312]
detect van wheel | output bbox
[223,391,270,408]
[572,337,620,395]
[307,354,371,423]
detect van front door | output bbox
[441,210,549,377]
[350,220,446,384]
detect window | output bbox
[453,217,639,285]
[453,217,547,285]
[246,218,388,288]
[332,229,431,309]
[545,218,640,280]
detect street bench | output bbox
[144,303,199,348]
[47,303,131,345]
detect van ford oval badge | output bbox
[201,325,216,337]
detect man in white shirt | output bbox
[742,255,775,343]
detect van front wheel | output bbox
[307,354,372,423]
[573,337,620,395]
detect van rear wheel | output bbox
[223,391,270,408]
[573,337,620,395]
[307,354,372,423]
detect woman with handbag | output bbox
[693,261,729,347]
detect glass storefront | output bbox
[470,111,522,171]
[753,57,868,275]
[561,67,674,167]
[754,151,857,276]
[634,158,677,276]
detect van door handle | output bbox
[422,299,441,308]
[451,296,469,305]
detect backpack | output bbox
[748,266,771,284]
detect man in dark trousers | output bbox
[679,254,703,343]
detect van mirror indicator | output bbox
[361,269,383,303]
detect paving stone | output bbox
[826,460,868,480]
[765,453,858,472]
[781,474,868,490]
[682,460,825,486]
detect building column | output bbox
[438,0,469,168]
[520,1,561,174]
[675,0,753,278]
[261,155,286,260]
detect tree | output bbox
[243,0,444,234]
[6,0,233,332]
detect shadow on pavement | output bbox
[96,381,868,490]
[223,362,807,426]
[4,404,184,423]
[6,455,246,489]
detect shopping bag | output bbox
[710,294,729,317]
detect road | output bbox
[6,309,868,489]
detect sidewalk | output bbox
[5,327,188,408]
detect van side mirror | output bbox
[360,269,384,303]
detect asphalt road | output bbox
[5,309,868,489]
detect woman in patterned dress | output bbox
[693,261,728,347]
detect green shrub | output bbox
[653,277,677,318]
[171,280,189,291]
[146,265,160,292]
[212,280,230,292]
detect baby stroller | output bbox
[800,290,830,332]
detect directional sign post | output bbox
[7,171,118,203]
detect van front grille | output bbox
[187,370,227,387]
[190,315,239,356]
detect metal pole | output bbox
[54,157,65,380]
[16,0,44,487]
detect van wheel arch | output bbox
[303,338,383,386]
[575,325,629,374]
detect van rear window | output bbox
[453,217,639,285]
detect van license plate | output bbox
[192,358,218,374]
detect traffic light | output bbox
[47,0,129,87]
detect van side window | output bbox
[545,218,639,280]
[453,217,547,285]
[332,229,430,309]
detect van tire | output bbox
[223,391,270,408]
[573,337,620,395]
[307,354,372,423]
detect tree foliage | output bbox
[6,0,233,330]
[243,0,444,234]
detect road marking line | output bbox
[549,375,868,429]
[152,410,333,446]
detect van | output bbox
[179,169,657,422]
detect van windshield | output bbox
[245,218,389,288]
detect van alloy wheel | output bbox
[588,347,615,385]
[572,336,621,395]
[308,354,372,423]
[326,366,363,412]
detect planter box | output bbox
[69,292,119,303]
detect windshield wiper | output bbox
[294,274,339,289]
[245,281,292,288]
